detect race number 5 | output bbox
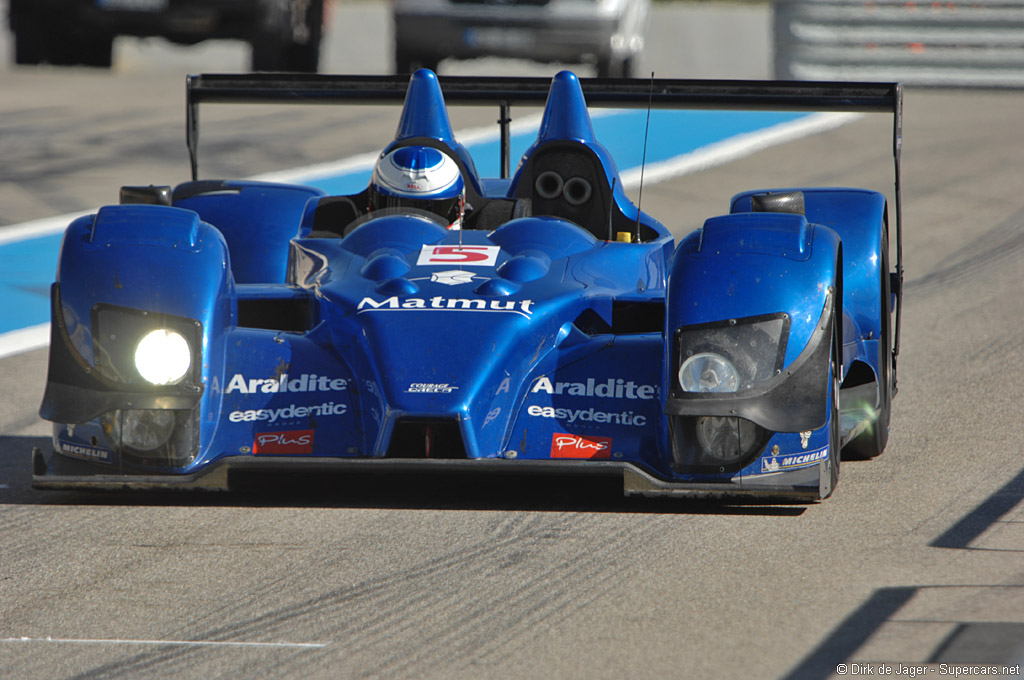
[417,245,500,266]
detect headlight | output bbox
[92,304,201,389]
[121,409,176,451]
[668,313,789,473]
[678,352,739,393]
[694,416,764,462]
[134,329,191,385]
[674,313,790,394]
[668,414,769,473]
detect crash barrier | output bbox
[773,0,1024,87]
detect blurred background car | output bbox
[7,0,325,71]
[391,0,649,77]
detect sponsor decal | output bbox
[58,440,112,464]
[483,407,502,427]
[229,401,348,424]
[364,380,381,398]
[426,270,479,286]
[417,244,500,267]
[357,295,534,318]
[406,383,459,393]
[527,405,647,427]
[530,376,657,400]
[550,433,613,459]
[253,429,315,455]
[760,447,829,473]
[225,373,348,395]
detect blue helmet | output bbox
[369,146,466,229]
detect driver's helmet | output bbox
[369,146,466,229]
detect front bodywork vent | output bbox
[573,301,665,336]
[237,294,314,332]
[387,419,467,459]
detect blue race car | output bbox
[34,70,903,501]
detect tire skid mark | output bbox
[333,520,594,673]
[965,334,1024,366]
[270,515,662,675]
[51,513,678,680]
[50,521,547,679]
[906,206,1024,296]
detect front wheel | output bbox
[845,227,892,459]
[14,14,112,67]
[823,314,842,499]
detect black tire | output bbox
[619,57,634,79]
[394,48,439,75]
[74,33,114,68]
[15,17,112,68]
[596,56,632,78]
[824,307,842,499]
[13,19,47,64]
[251,0,322,72]
[845,227,892,460]
[282,0,323,72]
[11,1,46,65]
[251,36,286,71]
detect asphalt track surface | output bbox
[2,4,1024,680]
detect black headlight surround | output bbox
[668,414,771,474]
[104,408,200,469]
[40,285,205,425]
[90,302,203,390]
[665,292,835,435]
[671,312,791,396]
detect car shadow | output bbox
[0,435,805,516]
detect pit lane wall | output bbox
[773,0,1024,88]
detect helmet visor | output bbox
[371,189,464,226]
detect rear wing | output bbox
[185,73,903,366]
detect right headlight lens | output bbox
[678,352,739,393]
[674,313,790,394]
[92,304,201,388]
[134,329,191,385]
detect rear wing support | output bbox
[185,73,903,376]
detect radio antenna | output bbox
[635,71,655,241]
[607,177,617,241]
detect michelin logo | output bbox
[760,447,829,473]
[58,441,112,464]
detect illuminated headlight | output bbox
[678,353,739,393]
[134,329,191,385]
[121,409,176,451]
[93,305,201,389]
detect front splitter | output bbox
[32,448,823,502]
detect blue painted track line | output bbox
[0,108,854,351]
